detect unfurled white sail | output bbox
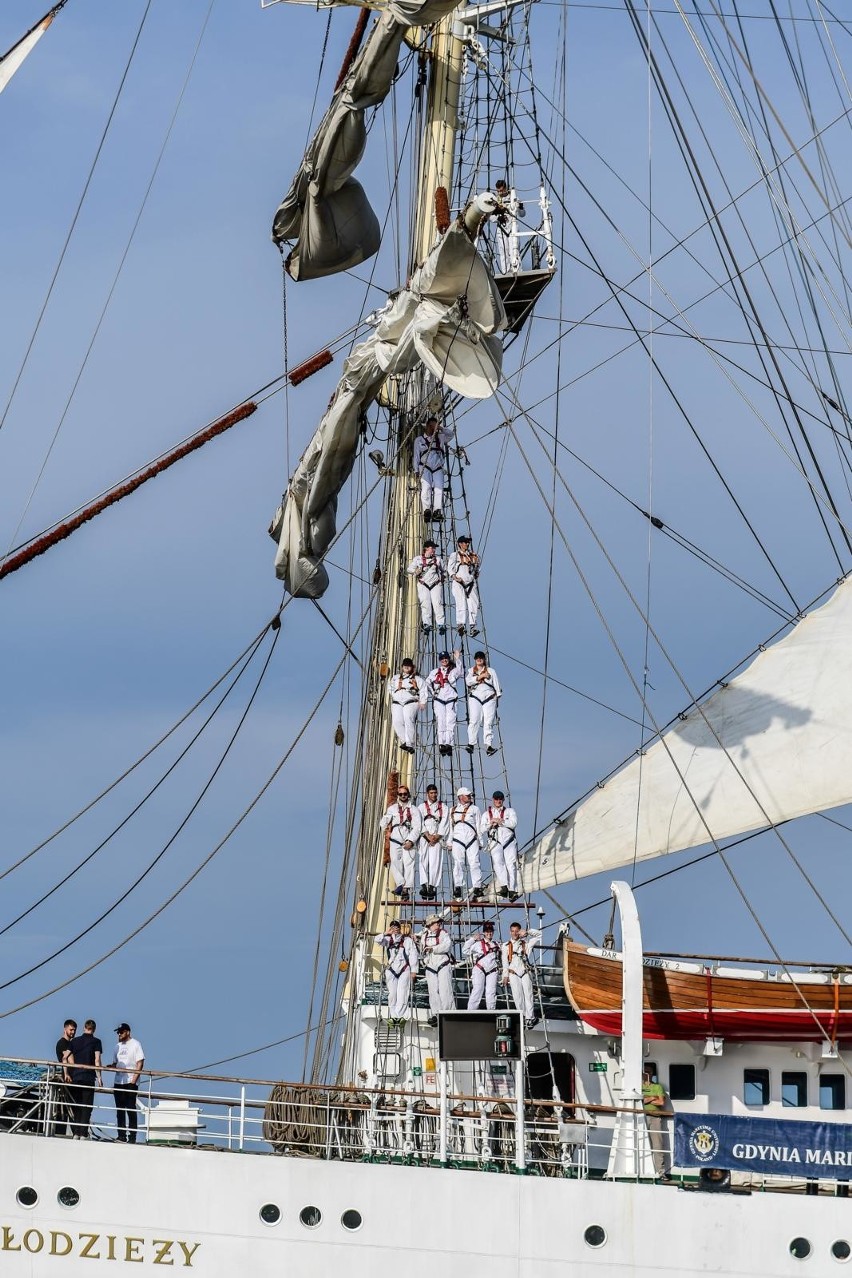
[270,218,506,597]
[524,575,852,888]
[0,6,60,96]
[273,0,457,278]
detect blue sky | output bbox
[3,0,852,1082]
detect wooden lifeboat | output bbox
[563,940,852,1042]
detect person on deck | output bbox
[447,535,481,638]
[68,1019,103,1139]
[463,921,500,1010]
[420,914,456,1026]
[408,540,446,635]
[418,783,449,901]
[377,921,419,1026]
[465,651,502,756]
[389,658,427,754]
[480,790,520,901]
[412,415,452,522]
[643,1067,671,1180]
[447,786,484,900]
[380,784,422,902]
[110,1023,144,1144]
[54,1019,77,1138]
[427,649,463,755]
[501,922,541,1029]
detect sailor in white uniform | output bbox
[447,535,480,637]
[447,786,484,900]
[420,914,455,1025]
[407,540,446,634]
[389,658,426,754]
[379,784,422,901]
[377,920,419,1025]
[412,416,452,522]
[427,649,463,755]
[501,921,542,1027]
[463,921,500,1010]
[418,783,449,901]
[480,790,520,900]
[465,650,502,755]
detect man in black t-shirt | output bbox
[54,1019,77,1137]
[68,1020,103,1139]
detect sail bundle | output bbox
[273,0,457,280]
[524,576,852,888]
[271,217,507,597]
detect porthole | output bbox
[341,1209,362,1232]
[299,1206,322,1229]
[832,1240,851,1262]
[790,1238,811,1260]
[259,1203,281,1226]
[57,1187,80,1209]
[16,1187,37,1209]
[584,1225,606,1249]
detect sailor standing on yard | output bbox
[447,786,484,900]
[447,535,481,637]
[412,415,452,522]
[380,784,422,902]
[427,649,463,755]
[465,651,502,756]
[501,921,541,1028]
[407,539,446,635]
[389,658,427,754]
[463,921,500,1010]
[480,790,520,900]
[377,921,419,1026]
[418,783,449,901]
[420,914,456,1026]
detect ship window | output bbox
[789,1238,811,1259]
[341,1210,362,1231]
[669,1064,695,1101]
[15,1187,37,1208]
[299,1206,322,1229]
[782,1072,808,1108]
[743,1068,769,1106]
[821,1074,846,1111]
[259,1204,281,1226]
[584,1225,606,1248]
[57,1187,80,1208]
[831,1239,851,1261]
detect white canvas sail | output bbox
[0,5,62,96]
[524,575,852,889]
[270,217,506,597]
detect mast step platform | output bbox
[495,269,555,334]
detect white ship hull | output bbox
[2,1133,848,1276]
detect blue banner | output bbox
[675,1113,852,1180]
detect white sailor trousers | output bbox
[418,840,443,887]
[467,696,497,747]
[434,697,457,745]
[425,963,455,1013]
[389,841,415,889]
[385,968,411,1019]
[420,473,444,513]
[451,579,479,627]
[489,839,519,892]
[468,966,498,1010]
[509,971,535,1019]
[451,836,482,888]
[391,701,419,747]
[417,581,445,626]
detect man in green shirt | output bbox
[642,1068,671,1180]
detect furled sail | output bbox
[272,0,457,279]
[524,575,852,888]
[271,213,506,597]
[0,2,66,96]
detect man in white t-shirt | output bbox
[111,1022,145,1144]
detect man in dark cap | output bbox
[427,649,463,755]
[463,921,500,1009]
[447,535,480,638]
[465,650,502,756]
[110,1023,144,1143]
[481,790,521,900]
[407,539,446,635]
[376,920,419,1026]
